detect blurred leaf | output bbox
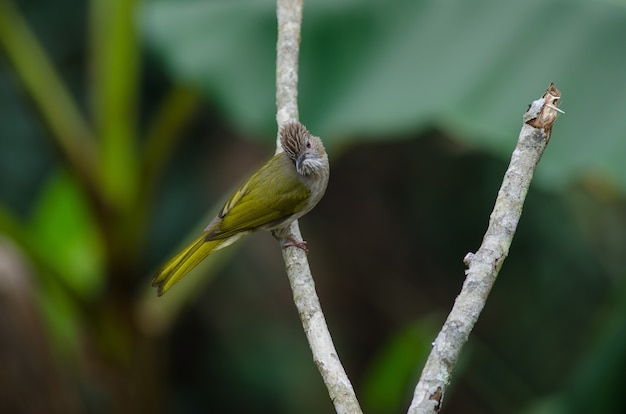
[550,286,626,414]
[361,316,439,413]
[0,193,85,358]
[29,172,104,299]
[524,295,626,414]
[142,0,626,193]
[141,0,277,132]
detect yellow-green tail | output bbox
[152,233,224,296]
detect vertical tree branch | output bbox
[407,84,562,414]
[275,1,363,413]
[276,0,301,134]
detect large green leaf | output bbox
[142,0,626,192]
[141,0,278,132]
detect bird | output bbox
[152,121,329,296]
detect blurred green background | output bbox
[1,0,626,412]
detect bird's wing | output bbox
[206,154,310,240]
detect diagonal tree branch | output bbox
[275,1,363,413]
[407,83,562,414]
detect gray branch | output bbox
[275,1,363,413]
[408,84,562,414]
[276,0,301,137]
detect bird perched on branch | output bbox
[152,121,329,296]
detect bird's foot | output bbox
[283,237,309,253]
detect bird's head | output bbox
[280,122,328,176]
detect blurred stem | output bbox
[0,0,99,199]
[131,85,199,266]
[89,0,146,290]
[90,0,140,212]
[141,84,199,203]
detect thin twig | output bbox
[275,1,363,413]
[407,83,562,414]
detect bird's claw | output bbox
[283,237,309,253]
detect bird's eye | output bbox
[306,140,311,149]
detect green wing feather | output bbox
[152,234,224,296]
[207,153,310,239]
[153,153,309,295]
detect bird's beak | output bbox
[296,154,305,172]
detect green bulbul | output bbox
[153,122,329,296]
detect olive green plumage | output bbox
[152,122,329,296]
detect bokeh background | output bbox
[1,0,626,413]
